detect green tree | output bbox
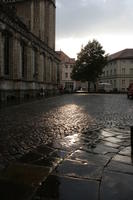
[71,39,108,91]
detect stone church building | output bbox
[0,0,60,101]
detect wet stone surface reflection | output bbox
[0,94,133,199]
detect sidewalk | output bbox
[0,128,132,200]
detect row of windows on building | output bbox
[65,82,74,90]
[64,72,72,79]
[3,32,51,81]
[108,60,133,66]
[105,79,133,88]
[64,64,73,69]
[102,68,133,77]
[4,34,39,79]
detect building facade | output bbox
[0,0,60,101]
[99,49,133,92]
[56,51,76,92]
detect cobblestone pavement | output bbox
[0,94,133,199]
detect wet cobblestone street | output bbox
[0,93,133,166]
[0,93,133,200]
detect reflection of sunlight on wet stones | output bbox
[69,150,109,167]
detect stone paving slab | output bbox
[92,144,118,155]
[100,170,133,200]
[101,130,117,137]
[35,145,55,157]
[107,160,133,175]
[69,150,110,166]
[119,147,131,156]
[50,149,67,159]
[32,175,99,200]
[100,141,120,148]
[18,151,43,164]
[0,163,51,187]
[103,136,122,144]
[53,158,103,180]
[112,154,133,165]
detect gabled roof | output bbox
[109,49,133,61]
[56,51,75,64]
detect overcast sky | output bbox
[56,0,133,58]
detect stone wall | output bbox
[0,2,60,102]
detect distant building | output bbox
[0,1,60,101]
[56,51,76,92]
[99,49,133,92]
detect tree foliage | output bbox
[71,39,108,83]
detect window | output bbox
[122,68,125,74]
[65,73,68,78]
[65,82,74,90]
[33,49,38,79]
[110,70,112,75]
[4,32,11,75]
[65,65,68,69]
[114,80,116,88]
[21,41,27,78]
[122,80,125,85]
[114,69,116,75]
[130,68,133,74]
[106,71,108,76]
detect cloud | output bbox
[56,0,133,38]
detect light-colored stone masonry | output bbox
[0,0,60,101]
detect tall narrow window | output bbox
[122,68,125,74]
[130,68,133,74]
[4,33,10,75]
[65,73,68,78]
[34,51,38,80]
[21,41,27,78]
[33,49,38,79]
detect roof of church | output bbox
[109,49,133,61]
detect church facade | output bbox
[0,0,60,101]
